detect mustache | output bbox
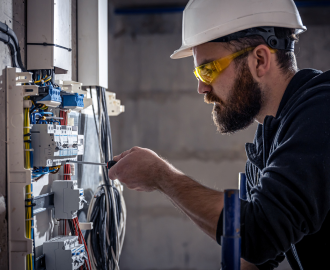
[204,91,223,105]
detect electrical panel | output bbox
[6,70,126,269]
[6,1,126,269]
[52,180,85,219]
[43,236,86,270]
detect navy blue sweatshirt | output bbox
[216,69,330,269]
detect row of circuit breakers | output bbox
[35,121,87,269]
[31,124,84,167]
[34,121,88,269]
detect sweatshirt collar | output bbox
[275,69,323,118]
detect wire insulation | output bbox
[86,87,126,270]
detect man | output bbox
[108,0,330,269]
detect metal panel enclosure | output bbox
[27,0,71,71]
[78,0,108,88]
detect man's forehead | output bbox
[193,42,230,67]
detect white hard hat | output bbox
[171,0,307,59]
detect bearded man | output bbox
[108,1,330,269]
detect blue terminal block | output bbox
[61,93,84,110]
[221,189,241,270]
[36,84,62,107]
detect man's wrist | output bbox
[156,162,185,195]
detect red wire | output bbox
[72,218,87,270]
[61,111,90,268]
[72,218,78,238]
[75,217,92,270]
[60,110,67,125]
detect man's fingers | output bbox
[109,150,133,180]
[113,146,141,162]
[113,149,131,162]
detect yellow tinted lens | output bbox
[194,62,218,85]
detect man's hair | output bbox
[225,27,299,77]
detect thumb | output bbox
[108,162,118,180]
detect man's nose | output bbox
[197,80,212,94]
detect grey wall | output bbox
[108,7,330,270]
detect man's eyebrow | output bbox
[195,58,214,68]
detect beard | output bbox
[204,59,263,134]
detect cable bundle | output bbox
[24,105,35,270]
[86,87,126,270]
[25,184,34,270]
[24,107,32,169]
[0,21,26,71]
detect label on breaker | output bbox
[54,148,78,157]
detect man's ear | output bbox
[249,45,272,80]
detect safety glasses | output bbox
[193,47,276,85]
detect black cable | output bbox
[0,21,26,71]
[0,21,18,48]
[86,87,123,269]
[0,31,19,68]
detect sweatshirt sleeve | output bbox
[216,210,285,269]
[239,90,330,264]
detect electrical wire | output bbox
[0,21,26,71]
[0,31,19,68]
[63,154,92,270]
[86,87,126,270]
[24,107,31,169]
[25,185,33,270]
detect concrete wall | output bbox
[108,7,330,270]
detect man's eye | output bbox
[200,67,213,76]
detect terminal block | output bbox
[43,236,86,270]
[61,93,84,110]
[31,124,84,167]
[31,84,62,107]
[52,180,85,219]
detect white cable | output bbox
[87,188,99,270]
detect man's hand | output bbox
[108,146,182,192]
[109,146,224,240]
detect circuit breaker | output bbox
[43,236,86,270]
[52,180,85,219]
[31,124,84,167]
